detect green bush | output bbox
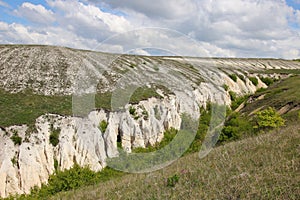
[254,107,285,130]
[142,110,149,120]
[256,87,267,93]
[222,84,229,91]
[259,76,274,86]
[129,106,136,115]
[229,91,237,101]
[49,125,60,147]
[166,174,180,187]
[11,156,18,167]
[15,165,124,199]
[54,159,59,171]
[229,74,237,82]
[99,120,108,133]
[219,112,253,143]
[10,132,22,145]
[231,94,249,111]
[186,105,211,153]
[249,76,258,86]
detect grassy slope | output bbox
[0,89,72,127]
[49,74,300,200]
[0,87,161,127]
[2,61,300,199]
[242,75,300,120]
[52,123,300,200]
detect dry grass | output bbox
[52,123,300,200]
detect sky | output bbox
[0,0,300,59]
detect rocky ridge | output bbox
[1,45,300,197]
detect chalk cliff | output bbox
[1,45,300,197]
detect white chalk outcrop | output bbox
[0,94,183,198]
[0,76,264,197]
[1,45,300,198]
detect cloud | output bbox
[0,21,100,50]
[92,28,235,57]
[296,10,300,25]
[45,0,133,42]
[1,0,300,59]
[14,2,56,25]
[90,0,197,19]
[48,0,132,32]
[0,0,9,8]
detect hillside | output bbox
[52,123,300,200]
[1,45,300,198]
[1,44,300,96]
[40,74,300,199]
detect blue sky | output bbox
[0,0,300,59]
[287,0,300,9]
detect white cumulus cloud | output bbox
[14,2,56,25]
[0,0,299,59]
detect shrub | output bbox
[25,165,124,198]
[222,84,229,91]
[11,155,18,167]
[249,76,258,86]
[186,105,211,153]
[259,76,274,86]
[54,158,59,171]
[231,94,249,111]
[142,110,149,120]
[256,87,266,93]
[229,91,237,101]
[166,174,180,187]
[129,106,136,116]
[25,124,38,135]
[99,120,108,133]
[229,74,237,82]
[254,107,285,130]
[10,132,22,145]
[219,112,253,143]
[49,125,60,147]
[47,164,96,193]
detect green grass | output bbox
[129,86,162,104]
[248,76,258,86]
[5,166,125,200]
[2,74,300,199]
[242,75,300,115]
[0,89,72,127]
[0,86,164,127]
[259,76,275,86]
[229,74,238,82]
[252,69,300,75]
[50,123,300,200]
